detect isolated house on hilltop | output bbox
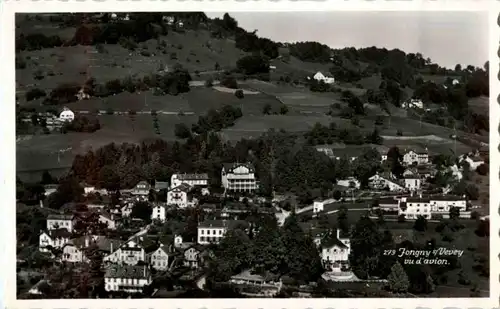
[59,107,75,122]
[312,71,335,84]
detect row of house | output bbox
[316,147,430,166]
[379,194,468,220]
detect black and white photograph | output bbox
[11,9,492,300]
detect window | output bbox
[200,230,204,235]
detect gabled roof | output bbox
[175,173,209,181]
[170,183,192,192]
[47,213,75,221]
[104,265,151,279]
[222,162,255,173]
[43,228,72,239]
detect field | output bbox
[15,16,489,181]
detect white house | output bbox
[402,150,429,165]
[429,195,467,213]
[368,174,404,192]
[104,265,152,293]
[46,214,77,232]
[80,183,95,195]
[151,203,167,222]
[43,184,58,197]
[99,211,117,230]
[459,155,485,171]
[197,220,227,245]
[39,229,72,253]
[167,183,193,208]
[170,173,209,188]
[402,99,424,109]
[403,175,422,191]
[221,163,258,192]
[321,229,350,272]
[59,107,75,122]
[104,239,145,265]
[313,198,336,213]
[76,88,90,101]
[313,72,335,84]
[62,242,88,263]
[398,196,431,220]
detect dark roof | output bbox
[222,162,255,173]
[429,195,466,201]
[47,214,74,220]
[154,181,169,190]
[406,197,430,203]
[198,220,249,229]
[104,265,151,279]
[72,236,123,252]
[171,183,192,192]
[379,198,399,205]
[322,234,348,249]
[176,173,209,181]
[45,228,72,239]
[134,180,150,188]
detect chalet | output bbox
[150,244,179,271]
[167,183,195,208]
[39,229,71,253]
[402,149,429,165]
[403,175,423,191]
[321,230,350,272]
[104,265,152,293]
[103,239,146,265]
[221,163,258,192]
[368,174,404,192]
[183,244,207,269]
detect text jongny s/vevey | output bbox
[397,247,464,258]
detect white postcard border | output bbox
[1,2,498,308]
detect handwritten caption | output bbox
[383,247,464,265]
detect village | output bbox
[17,141,490,298]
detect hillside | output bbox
[15,12,489,180]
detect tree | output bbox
[174,123,191,139]
[476,163,488,176]
[220,76,238,89]
[279,105,289,115]
[348,216,385,279]
[449,206,460,220]
[387,262,410,293]
[413,215,427,232]
[131,201,152,222]
[337,206,349,234]
[236,55,270,75]
[40,170,55,184]
[262,104,272,115]
[234,89,244,99]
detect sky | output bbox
[205,12,488,69]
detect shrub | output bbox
[33,70,44,80]
[205,78,213,88]
[140,50,151,57]
[106,108,114,115]
[476,163,488,176]
[220,76,238,89]
[151,110,158,116]
[170,52,177,60]
[235,89,244,99]
[25,88,46,101]
[128,110,137,115]
[174,123,191,139]
[397,129,403,136]
[280,105,289,115]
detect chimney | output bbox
[39,199,44,208]
[336,229,340,239]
